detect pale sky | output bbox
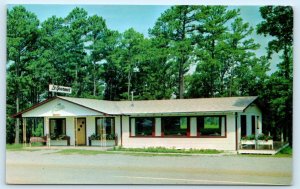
[8,4,279,73]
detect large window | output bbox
[162,117,188,136]
[50,118,66,139]
[197,116,225,137]
[131,117,154,136]
[96,117,115,137]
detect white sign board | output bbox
[49,84,72,94]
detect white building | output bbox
[12,96,262,151]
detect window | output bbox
[96,117,115,136]
[50,118,66,139]
[131,117,154,136]
[162,117,187,136]
[241,115,247,137]
[197,116,225,137]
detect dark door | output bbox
[240,115,246,137]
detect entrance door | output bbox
[76,118,86,145]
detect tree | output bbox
[7,6,39,143]
[37,16,69,98]
[150,6,197,99]
[86,15,108,97]
[257,6,293,144]
[64,7,89,97]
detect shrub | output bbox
[257,133,273,140]
[90,133,100,140]
[241,134,255,140]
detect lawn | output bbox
[53,147,223,156]
[111,146,222,154]
[6,143,44,151]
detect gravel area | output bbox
[6,149,292,185]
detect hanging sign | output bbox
[49,84,72,94]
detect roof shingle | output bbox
[58,96,258,115]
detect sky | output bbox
[7,4,279,73]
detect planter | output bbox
[90,140,115,147]
[257,140,273,149]
[240,140,256,149]
[241,140,256,145]
[50,140,68,146]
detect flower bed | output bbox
[256,134,273,149]
[49,135,70,146]
[240,134,274,150]
[89,133,117,147]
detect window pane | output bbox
[163,117,187,136]
[96,118,115,136]
[135,117,153,136]
[50,119,66,139]
[198,116,224,136]
[105,118,114,135]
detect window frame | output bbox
[161,116,190,137]
[49,118,66,137]
[196,115,227,138]
[129,117,155,137]
[95,117,115,136]
[129,115,226,138]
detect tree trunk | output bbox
[179,62,184,99]
[93,62,96,96]
[15,95,20,144]
[127,71,131,100]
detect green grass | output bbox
[6,143,44,151]
[6,144,24,151]
[275,146,293,157]
[54,149,108,155]
[54,149,189,157]
[53,147,222,156]
[111,146,222,154]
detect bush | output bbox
[90,133,116,140]
[90,133,100,140]
[241,134,255,140]
[257,133,273,140]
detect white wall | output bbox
[66,117,75,146]
[237,104,262,148]
[86,116,96,145]
[121,114,237,151]
[115,116,121,146]
[238,104,262,137]
[23,98,103,117]
[190,117,197,136]
[155,118,161,136]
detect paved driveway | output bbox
[6,150,292,185]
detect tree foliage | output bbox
[257,6,293,144]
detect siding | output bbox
[86,116,96,145]
[23,98,102,117]
[237,104,262,148]
[66,117,75,146]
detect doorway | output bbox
[240,115,246,137]
[76,118,86,145]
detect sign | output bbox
[49,84,72,94]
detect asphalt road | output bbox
[6,150,292,185]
